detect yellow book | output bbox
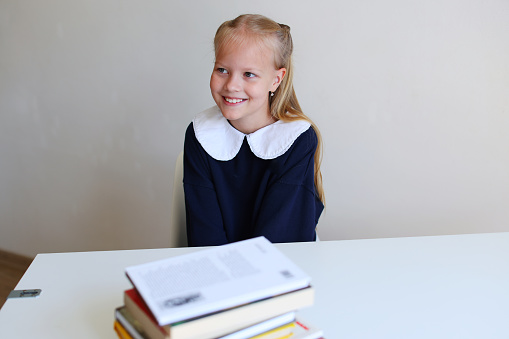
[114,320,135,339]
[251,322,295,339]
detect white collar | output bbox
[193,106,311,161]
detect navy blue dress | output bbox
[183,117,324,247]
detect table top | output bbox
[1,232,509,338]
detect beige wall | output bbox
[1,0,508,257]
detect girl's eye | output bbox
[244,72,256,78]
[217,68,228,74]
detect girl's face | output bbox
[210,39,286,134]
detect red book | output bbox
[124,289,169,339]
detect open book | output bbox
[125,237,311,325]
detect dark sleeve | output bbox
[252,128,324,243]
[183,123,228,247]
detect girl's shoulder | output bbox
[191,106,312,161]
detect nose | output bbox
[225,74,241,92]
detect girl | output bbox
[183,14,324,246]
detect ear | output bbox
[271,68,286,92]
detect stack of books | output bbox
[113,236,325,339]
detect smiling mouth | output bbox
[224,97,247,104]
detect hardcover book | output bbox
[123,287,313,339]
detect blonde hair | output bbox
[213,14,324,204]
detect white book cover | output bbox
[125,236,311,325]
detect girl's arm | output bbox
[183,124,229,246]
[252,128,324,243]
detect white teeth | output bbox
[225,98,244,104]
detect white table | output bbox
[1,232,508,338]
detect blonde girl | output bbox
[183,14,324,246]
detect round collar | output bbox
[193,106,311,161]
